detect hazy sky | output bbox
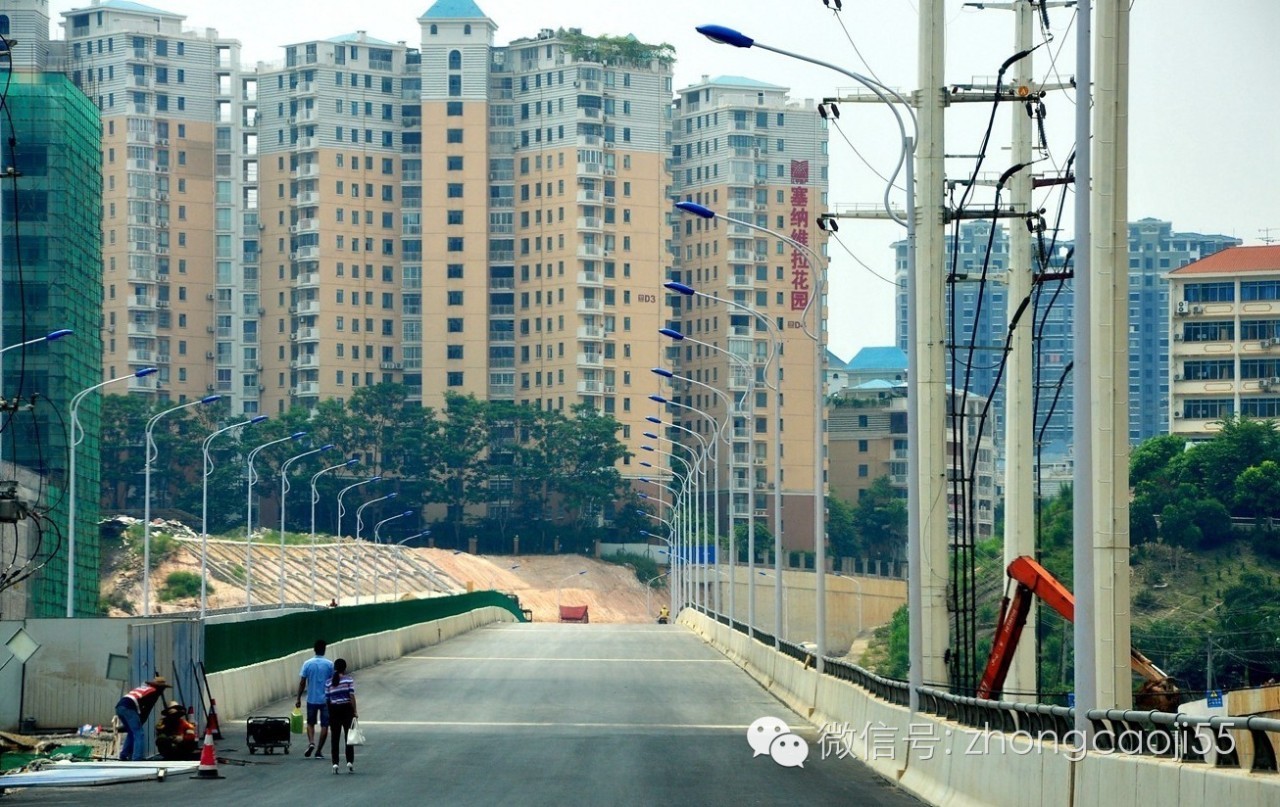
[46,0,1280,360]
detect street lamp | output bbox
[278,443,334,605]
[646,416,712,609]
[142,393,220,616]
[66,367,158,617]
[643,432,707,608]
[659,325,763,636]
[758,570,788,640]
[370,510,413,603]
[309,457,359,604]
[556,570,588,614]
[334,476,381,602]
[392,530,430,601]
[244,431,307,608]
[200,414,268,618]
[0,328,73,355]
[664,277,786,649]
[692,14,917,695]
[645,570,671,618]
[354,492,399,605]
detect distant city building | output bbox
[1168,245,1280,439]
[894,217,1240,464]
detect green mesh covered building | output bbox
[1,71,103,617]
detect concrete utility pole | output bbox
[914,0,951,702]
[1003,0,1040,703]
[1089,0,1133,714]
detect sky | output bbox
[45,0,1280,361]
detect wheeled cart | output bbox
[246,716,291,754]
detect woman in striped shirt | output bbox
[325,658,358,773]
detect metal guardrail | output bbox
[690,604,1280,773]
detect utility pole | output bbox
[915,0,951,703]
[1206,634,1213,694]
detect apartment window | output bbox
[447,210,464,225]
[447,264,464,279]
[447,156,464,171]
[448,75,462,96]
[447,291,464,305]
[447,371,464,387]
[447,183,463,198]
[446,128,463,144]
[447,345,464,360]
[447,237,464,252]
[447,101,463,116]
[447,318,463,333]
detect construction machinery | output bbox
[978,555,1182,711]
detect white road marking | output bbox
[358,719,756,730]
[402,655,732,663]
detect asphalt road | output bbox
[6,623,922,806]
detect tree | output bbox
[827,496,859,560]
[430,393,490,546]
[1235,460,1280,520]
[851,476,907,561]
[98,395,153,511]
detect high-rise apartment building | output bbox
[2,1,104,615]
[668,76,828,553]
[61,1,253,407]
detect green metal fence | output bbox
[204,591,526,673]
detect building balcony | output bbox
[128,268,155,283]
[730,249,755,262]
[577,189,601,204]
[126,130,154,145]
[577,244,603,259]
[577,353,604,368]
[729,275,754,288]
[488,330,515,343]
[296,136,316,150]
[577,270,603,286]
[295,327,320,342]
[291,218,319,234]
[290,109,318,124]
[489,383,515,398]
[577,325,604,340]
[291,354,319,369]
[292,163,320,180]
[293,381,320,397]
[291,300,320,316]
[295,191,319,206]
[128,376,158,393]
[127,349,154,364]
[577,217,603,231]
[128,295,154,310]
[577,380,603,395]
[295,272,320,288]
[577,162,602,177]
[489,304,515,316]
[291,246,319,261]
[489,277,515,290]
[295,80,316,95]
[576,299,603,313]
[727,199,753,213]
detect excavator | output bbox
[978,555,1183,712]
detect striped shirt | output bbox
[325,674,355,705]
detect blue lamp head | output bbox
[199,394,222,404]
[400,509,413,517]
[387,492,398,500]
[136,367,159,378]
[640,461,654,468]
[290,431,307,440]
[642,445,655,452]
[370,475,383,482]
[345,458,360,467]
[639,492,650,499]
[250,415,269,424]
[649,394,669,404]
[643,431,659,440]
[696,24,755,49]
[664,281,697,296]
[674,201,717,220]
[47,329,74,341]
[658,328,685,341]
[645,416,662,425]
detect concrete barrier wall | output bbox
[679,609,1280,807]
[208,606,517,720]
[0,618,131,732]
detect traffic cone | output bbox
[207,698,222,741]
[191,725,225,780]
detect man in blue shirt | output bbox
[295,639,335,758]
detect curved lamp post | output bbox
[370,510,414,603]
[309,457,359,604]
[244,431,307,608]
[556,570,588,615]
[200,414,268,618]
[659,325,763,635]
[1,328,73,355]
[665,276,786,649]
[277,443,334,605]
[643,433,706,608]
[393,530,430,601]
[142,393,220,616]
[693,14,918,695]
[354,492,398,604]
[335,476,381,602]
[647,416,712,609]
[67,366,158,617]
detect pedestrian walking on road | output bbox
[325,658,358,774]
[115,675,169,760]
[296,639,335,759]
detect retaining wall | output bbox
[680,609,1280,807]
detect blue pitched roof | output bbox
[709,75,786,90]
[853,379,903,391]
[825,350,851,370]
[97,0,181,16]
[846,346,908,371]
[326,33,399,47]
[422,0,488,19]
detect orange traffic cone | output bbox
[191,725,225,779]
[207,698,222,741]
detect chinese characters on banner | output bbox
[789,160,811,311]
